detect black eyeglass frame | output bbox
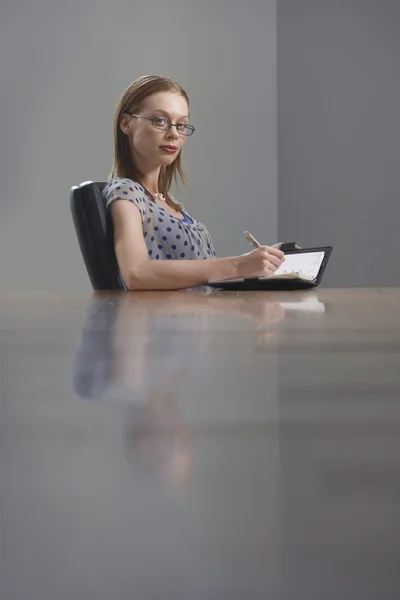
[125,112,195,136]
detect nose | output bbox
[166,125,179,140]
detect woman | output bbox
[103,75,285,290]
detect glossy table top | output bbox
[1,287,400,599]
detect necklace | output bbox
[145,186,166,202]
[153,192,166,202]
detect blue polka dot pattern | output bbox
[103,177,216,263]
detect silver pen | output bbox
[244,230,262,248]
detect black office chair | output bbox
[70,181,126,290]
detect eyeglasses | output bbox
[127,113,195,136]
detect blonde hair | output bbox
[110,75,189,210]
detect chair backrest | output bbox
[70,181,126,290]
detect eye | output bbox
[176,122,188,132]
[153,116,169,127]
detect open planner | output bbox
[208,246,333,291]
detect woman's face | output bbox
[123,91,190,169]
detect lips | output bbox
[160,145,177,153]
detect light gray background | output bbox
[0,0,399,290]
[278,0,400,287]
[0,0,277,291]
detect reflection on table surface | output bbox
[1,288,400,599]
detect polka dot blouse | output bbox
[103,177,216,262]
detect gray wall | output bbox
[2,0,398,291]
[0,0,277,291]
[278,0,400,287]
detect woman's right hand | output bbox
[236,246,285,279]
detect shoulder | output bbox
[103,177,146,197]
[103,178,151,217]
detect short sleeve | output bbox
[103,178,148,223]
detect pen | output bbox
[244,230,262,248]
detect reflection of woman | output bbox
[73,294,123,401]
[74,291,286,480]
[122,367,190,482]
[74,291,286,400]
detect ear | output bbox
[119,112,132,135]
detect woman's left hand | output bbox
[273,242,302,250]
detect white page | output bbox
[272,251,325,280]
[280,296,326,312]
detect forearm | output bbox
[127,256,240,291]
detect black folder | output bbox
[207,246,333,291]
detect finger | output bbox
[267,262,277,273]
[267,255,283,269]
[267,249,285,264]
[266,246,285,260]
[258,246,276,258]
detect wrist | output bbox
[207,256,240,282]
[232,255,244,279]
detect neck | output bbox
[131,150,161,192]
[142,171,162,194]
